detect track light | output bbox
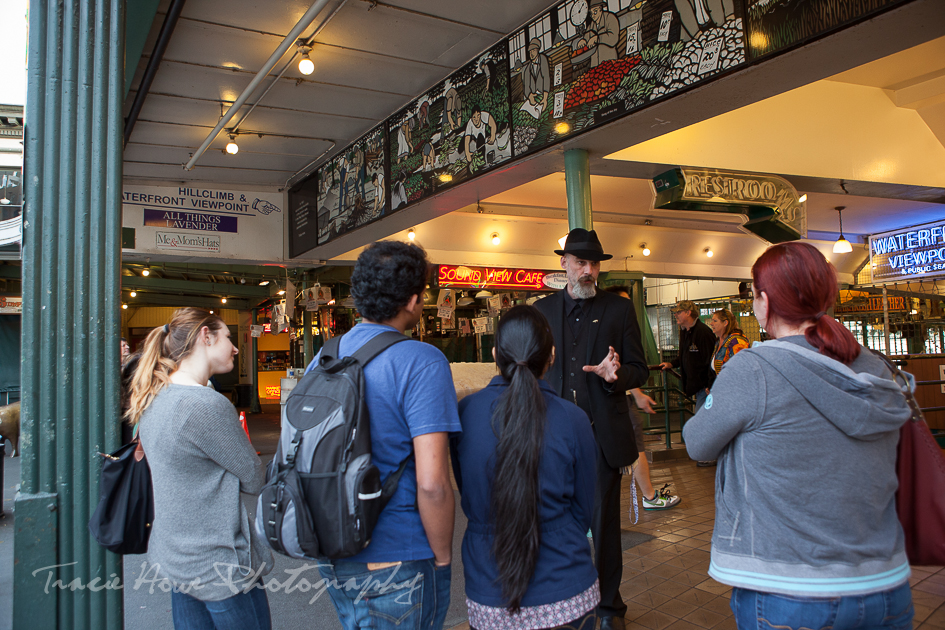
[259,280,270,286]
[407,228,416,241]
[704,248,714,258]
[833,206,852,254]
[141,268,150,276]
[641,243,650,256]
[298,45,314,75]
[225,134,239,155]
[491,232,501,246]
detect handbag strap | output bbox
[869,350,924,424]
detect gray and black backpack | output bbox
[255,331,409,559]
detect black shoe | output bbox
[697,460,717,467]
[599,617,626,630]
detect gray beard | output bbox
[571,281,597,300]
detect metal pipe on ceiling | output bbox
[123,0,187,147]
[183,0,334,170]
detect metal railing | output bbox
[637,365,696,448]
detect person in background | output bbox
[120,337,131,362]
[128,307,271,630]
[307,240,459,630]
[683,242,913,630]
[707,308,749,384]
[453,306,599,630]
[605,287,680,511]
[533,229,649,630]
[659,300,715,466]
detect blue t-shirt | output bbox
[305,323,461,562]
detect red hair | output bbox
[751,242,860,364]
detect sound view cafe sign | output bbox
[437,265,566,291]
[870,219,945,283]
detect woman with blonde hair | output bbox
[706,308,749,379]
[127,307,272,630]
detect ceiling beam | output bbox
[123,292,253,310]
[121,275,273,298]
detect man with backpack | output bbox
[306,241,460,630]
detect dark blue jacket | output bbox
[453,376,598,608]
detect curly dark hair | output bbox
[351,241,429,322]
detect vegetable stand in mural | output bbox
[746,0,908,59]
[509,0,745,156]
[388,44,512,210]
[316,126,388,245]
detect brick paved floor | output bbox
[447,441,945,630]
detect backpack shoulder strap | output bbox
[321,334,343,361]
[350,331,408,367]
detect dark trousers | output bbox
[593,445,626,619]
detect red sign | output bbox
[438,265,552,290]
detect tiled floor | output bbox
[447,439,945,630]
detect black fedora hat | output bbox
[554,228,613,261]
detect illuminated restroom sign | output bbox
[869,219,945,283]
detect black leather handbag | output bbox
[88,439,154,555]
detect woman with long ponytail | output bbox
[131,307,272,630]
[684,242,914,630]
[453,305,599,630]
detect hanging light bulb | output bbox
[298,45,314,75]
[704,247,714,258]
[221,297,227,304]
[491,232,501,246]
[225,134,239,155]
[407,228,416,241]
[122,304,127,310]
[833,206,853,253]
[641,243,650,256]
[129,291,137,298]
[141,267,150,276]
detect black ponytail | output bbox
[490,306,554,613]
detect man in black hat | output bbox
[534,228,649,630]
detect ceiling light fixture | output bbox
[298,44,314,75]
[129,291,137,298]
[258,280,270,286]
[209,310,214,314]
[225,134,239,155]
[798,194,808,203]
[141,267,150,276]
[277,289,286,295]
[833,206,852,253]
[641,243,650,256]
[491,232,500,246]
[407,228,416,241]
[704,247,714,258]
[121,304,127,310]
[221,297,227,304]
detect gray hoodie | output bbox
[683,337,912,597]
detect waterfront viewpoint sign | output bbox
[870,219,945,284]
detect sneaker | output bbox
[697,460,717,467]
[642,484,681,510]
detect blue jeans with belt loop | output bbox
[319,559,452,630]
[730,582,913,630]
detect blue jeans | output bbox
[731,582,913,630]
[171,587,271,630]
[319,559,452,630]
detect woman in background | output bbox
[127,307,271,630]
[684,242,913,630]
[707,308,749,381]
[453,306,599,630]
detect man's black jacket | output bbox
[534,289,649,469]
[671,318,716,396]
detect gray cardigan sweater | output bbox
[139,384,272,601]
[683,337,912,597]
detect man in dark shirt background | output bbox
[659,300,716,465]
[534,228,649,630]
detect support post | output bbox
[883,285,891,356]
[15,0,126,627]
[564,149,593,231]
[303,280,313,367]
[251,308,262,413]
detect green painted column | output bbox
[251,308,262,413]
[16,1,125,628]
[303,280,313,367]
[564,149,593,231]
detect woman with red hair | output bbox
[684,242,914,630]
